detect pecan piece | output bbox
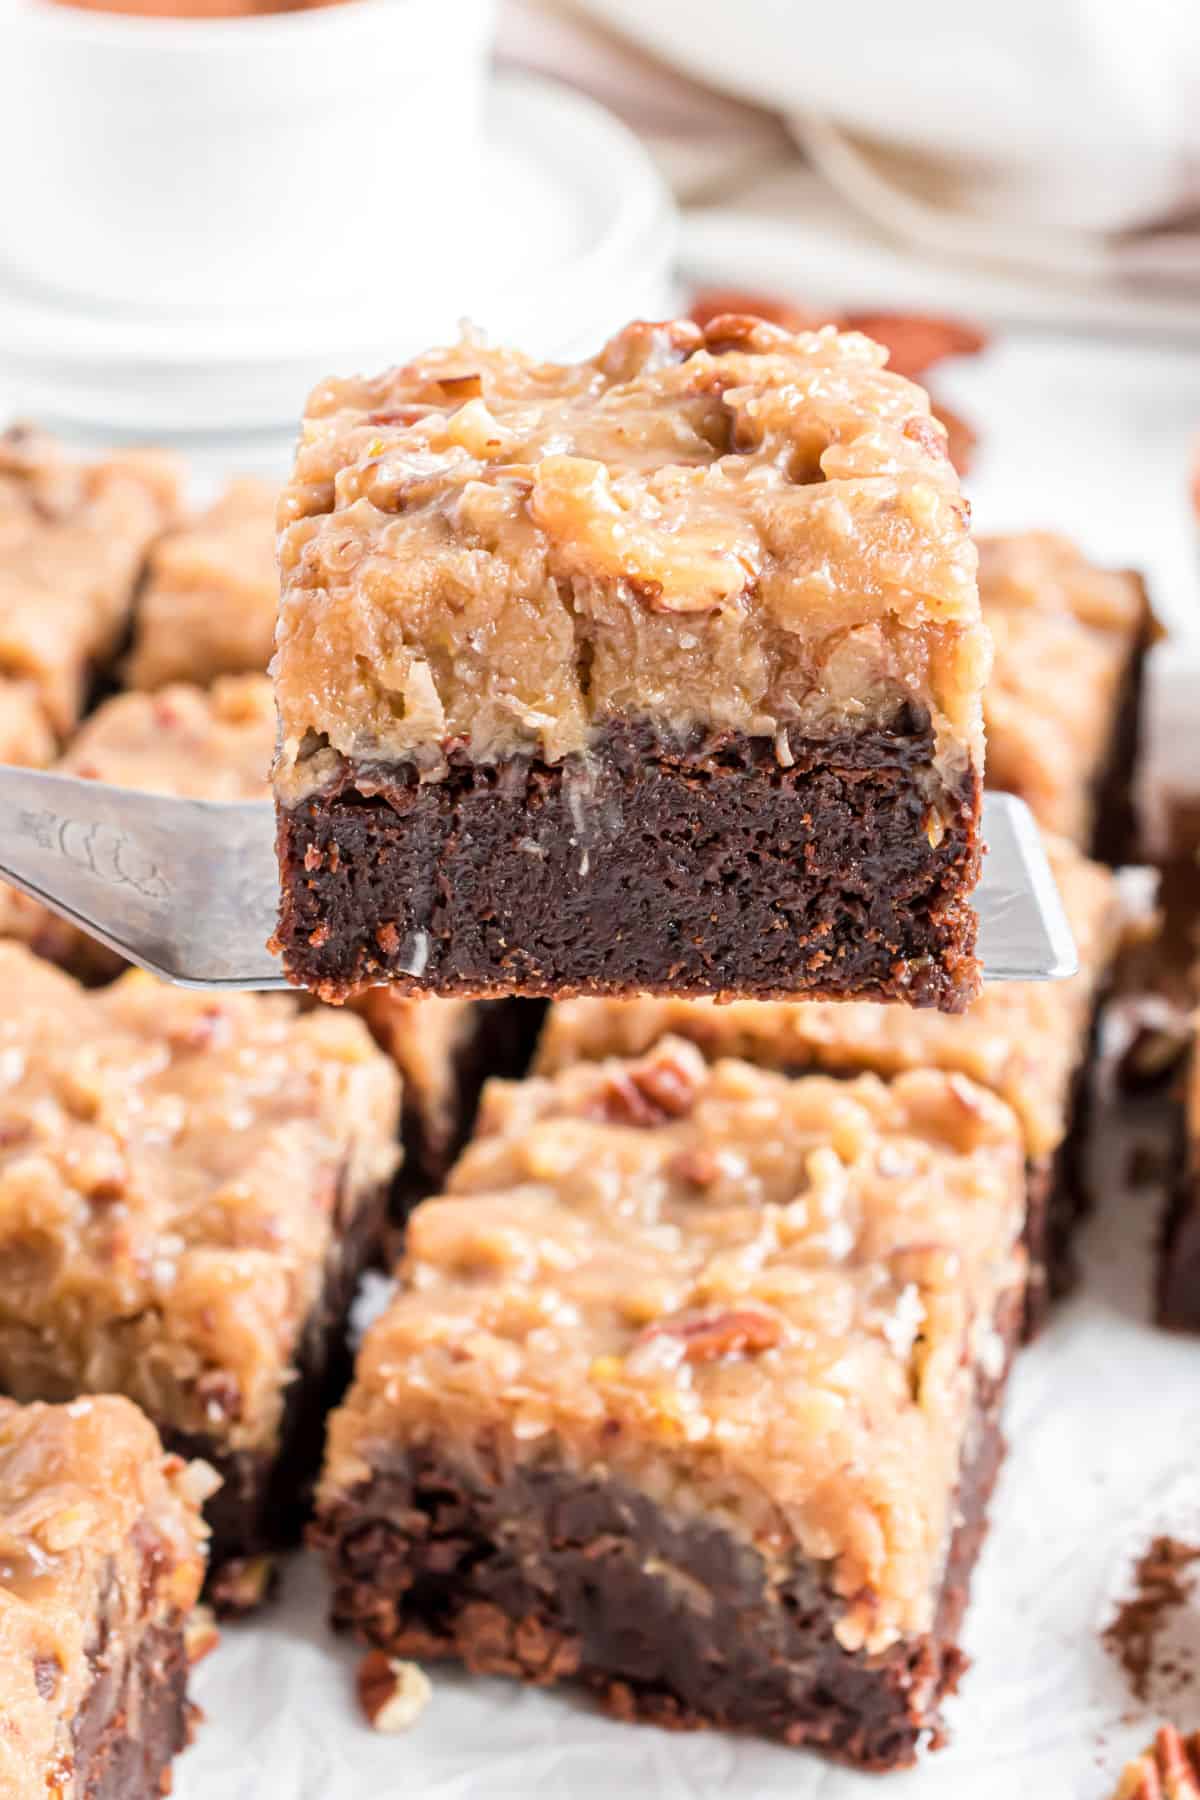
[357,1651,433,1732]
[637,1306,782,1363]
[668,1147,722,1187]
[902,413,949,463]
[435,373,482,402]
[591,1049,702,1128]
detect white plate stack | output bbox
[0,0,677,436]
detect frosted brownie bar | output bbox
[0,675,277,981]
[0,1395,211,1799]
[0,425,181,739]
[979,533,1153,860]
[537,833,1119,1330]
[125,477,279,690]
[0,945,400,1605]
[273,315,988,1010]
[314,1041,1026,1768]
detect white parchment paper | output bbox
[169,333,1200,1798]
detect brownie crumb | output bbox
[1103,1537,1200,1703]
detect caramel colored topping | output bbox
[60,673,273,799]
[0,1396,209,1800]
[322,1042,1025,1654]
[979,533,1150,845]
[0,944,400,1453]
[635,1306,784,1363]
[274,318,984,800]
[689,289,987,381]
[0,426,182,738]
[536,833,1117,1162]
[126,478,280,691]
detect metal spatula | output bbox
[0,769,1079,991]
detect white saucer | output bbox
[0,71,677,437]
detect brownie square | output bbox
[125,476,279,690]
[0,1395,211,1799]
[0,425,182,740]
[979,533,1153,861]
[536,831,1119,1332]
[0,945,400,1607]
[0,675,277,983]
[314,1040,1026,1768]
[273,315,989,1011]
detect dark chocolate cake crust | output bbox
[312,1286,1020,1772]
[166,1169,388,1609]
[1158,1103,1200,1332]
[276,718,982,1013]
[74,1619,193,1800]
[1020,996,1102,1337]
[1088,583,1153,866]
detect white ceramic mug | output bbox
[0,0,497,312]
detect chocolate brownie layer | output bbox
[1089,596,1152,867]
[0,1396,209,1798]
[74,1620,192,1800]
[1023,1012,1098,1335]
[1158,1096,1200,1331]
[316,1283,1018,1770]
[276,718,981,1009]
[166,1168,388,1588]
[387,998,545,1204]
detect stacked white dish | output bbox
[0,0,676,434]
